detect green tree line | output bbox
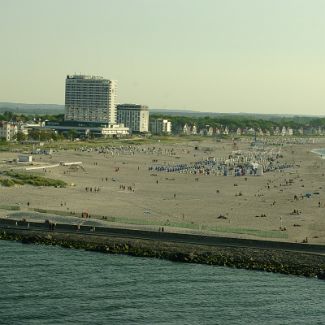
[150,114,324,133]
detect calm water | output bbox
[0,240,324,325]
[312,148,325,158]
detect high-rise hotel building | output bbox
[64,75,117,124]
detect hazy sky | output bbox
[1,0,325,114]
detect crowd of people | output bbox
[149,147,294,176]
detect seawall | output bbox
[1,219,325,280]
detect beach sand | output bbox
[1,137,325,244]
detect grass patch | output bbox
[0,204,20,211]
[33,208,72,216]
[0,178,13,186]
[211,226,288,239]
[0,177,24,187]
[102,216,287,239]
[115,218,287,238]
[1,171,67,188]
[26,208,287,239]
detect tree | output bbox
[28,129,41,140]
[67,129,78,140]
[15,131,27,142]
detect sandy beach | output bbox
[1,137,325,244]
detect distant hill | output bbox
[0,102,323,121]
[0,102,64,115]
[150,108,324,120]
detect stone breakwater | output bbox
[1,228,325,280]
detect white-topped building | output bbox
[64,75,117,124]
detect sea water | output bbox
[311,148,325,158]
[0,240,324,325]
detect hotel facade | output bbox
[44,75,129,137]
[64,75,117,124]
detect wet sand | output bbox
[1,137,325,243]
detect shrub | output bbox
[0,178,16,187]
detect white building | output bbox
[117,104,149,133]
[183,124,191,135]
[317,127,323,135]
[246,128,255,135]
[273,127,280,136]
[208,126,213,137]
[101,124,129,136]
[207,127,214,136]
[19,121,44,136]
[150,119,172,135]
[287,127,293,136]
[18,155,33,163]
[0,122,18,141]
[64,75,117,124]
[223,126,229,135]
[44,121,129,138]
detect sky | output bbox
[1,0,325,115]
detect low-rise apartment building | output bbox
[0,121,18,141]
[117,104,149,133]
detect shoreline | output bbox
[310,148,325,157]
[1,220,325,280]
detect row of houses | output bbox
[181,124,324,136]
[2,119,325,141]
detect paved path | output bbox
[1,218,325,256]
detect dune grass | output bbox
[0,204,20,211]
[1,171,67,188]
